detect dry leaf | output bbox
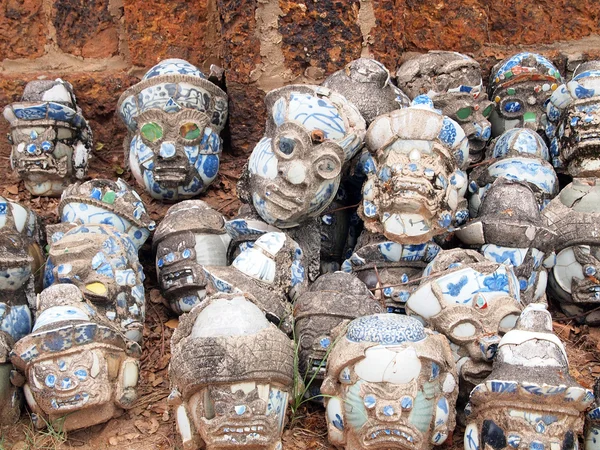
[152,376,164,387]
[134,417,160,435]
[164,318,179,329]
[6,185,19,195]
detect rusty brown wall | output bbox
[1,0,599,166]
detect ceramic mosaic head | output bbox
[457,179,555,306]
[407,249,523,387]
[543,179,600,324]
[44,224,145,343]
[545,60,600,175]
[465,303,593,450]
[240,84,366,228]
[396,51,493,162]
[488,52,562,139]
[341,231,441,314]
[52,178,155,250]
[169,293,294,450]
[360,97,470,243]
[153,200,231,314]
[322,58,410,124]
[10,284,142,431]
[117,59,228,201]
[586,378,600,450]
[321,314,458,450]
[467,128,559,216]
[3,79,93,197]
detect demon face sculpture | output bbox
[153,200,231,314]
[396,51,493,163]
[321,314,458,450]
[169,293,294,450]
[239,84,366,228]
[488,52,562,139]
[360,97,470,243]
[465,303,593,450]
[10,284,141,432]
[3,79,93,196]
[118,59,228,200]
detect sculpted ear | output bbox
[325,396,347,446]
[406,281,443,321]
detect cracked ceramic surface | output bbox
[359,97,470,243]
[238,84,366,228]
[321,313,458,450]
[465,303,593,450]
[585,378,600,450]
[44,224,145,343]
[467,128,559,216]
[153,200,231,314]
[117,59,228,201]
[545,61,600,175]
[407,249,523,388]
[10,284,142,432]
[488,52,562,140]
[396,51,492,163]
[457,178,555,306]
[169,292,294,450]
[322,58,410,124]
[543,179,600,324]
[3,79,93,197]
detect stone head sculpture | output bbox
[321,314,458,450]
[117,59,228,200]
[360,97,470,243]
[545,61,600,175]
[44,224,145,343]
[322,58,410,124]
[407,249,523,387]
[169,293,294,450]
[396,51,493,162]
[467,127,559,216]
[3,79,93,197]
[488,52,562,139]
[239,84,366,228]
[49,178,155,250]
[153,200,231,314]
[10,284,142,431]
[457,178,555,305]
[465,303,593,450]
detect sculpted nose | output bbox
[159,141,177,159]
[479,335,501,361]
[286,161,306,185]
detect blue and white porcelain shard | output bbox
[465,303,593,450]
[487,52,562,140]
[168,293,293,450]
[360,99,469,243]
[2,79,93,197]
[243,84,366,228]
[117,59,228,201]
[320,313,458,449]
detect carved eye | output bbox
[498,313,519,333]
[482,104,494,118]
[363,394,376,409]
[315,154,341,180]
[456,106,473,121]
[141,122,163,142]
[278,137,296,156]
[180,122,201,140]
[449,320,480,342]
[501,99,524,116]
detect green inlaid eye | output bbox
[456,106,473,121]
[141,122,163,142]
[523,111,537,122]
[482,104,494,118]
[180,122,201,140]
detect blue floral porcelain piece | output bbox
[117,59,227,201]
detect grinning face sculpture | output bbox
[360,97,470,243]
[118,59,228,201]
[169,293,294,450]
[321,314,458,450]
[3,79,93,197]
[488,52,562,140]
[407,249,523,387]
[396,51,493,163]
[241,85,366,228]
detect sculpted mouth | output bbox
[468,138,487,152]
[160,268,198,290]
[50,392,90,410]
[17,156,68,177]
[364,425,418,449]
[154,165,188,183]
[265,184,303,211]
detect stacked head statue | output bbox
[117,59,228,201]
[3,79,93,197]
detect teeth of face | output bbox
[244,427,250,432]
[251,426,257,431]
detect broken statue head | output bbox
[169,292,294,450]
[239,84,366,228]
[396,51,493,162]
[321,313,458,450]
[117,59,228,200]
[3,79,93,196]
